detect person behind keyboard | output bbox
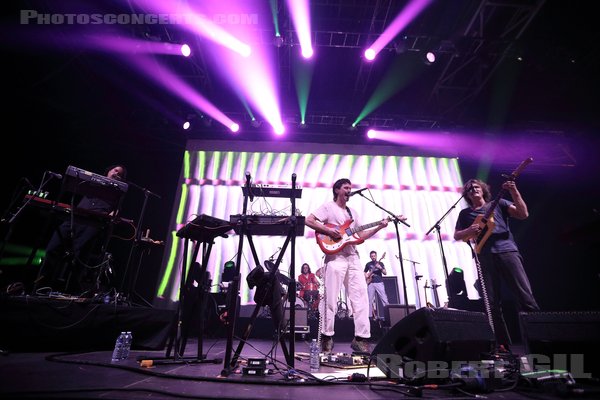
[34,164,127,296]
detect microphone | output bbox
[348,188,368,197]
[46,171,63,179]
[245,171,254,202]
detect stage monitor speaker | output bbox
[372,307,495,363]
[519,311,600,378]
[384,304,416,327]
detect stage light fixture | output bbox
[273,35,284,48]
[180,44,191,57]
[424,51,436,65]
[446,267,467,298]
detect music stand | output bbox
[220,173,302,376]
[152,215,231,364]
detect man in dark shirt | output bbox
[35,165,127,295]
[454,178,539,349]
[364,250,389,320]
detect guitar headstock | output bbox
[379,252,386,261]
[507,157,533,180]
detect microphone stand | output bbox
[356,192,412,311]
[424,192,466,299]
[120,180,161,306]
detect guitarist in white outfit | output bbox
[305,178,406,353]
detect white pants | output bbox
[319,253,370,338]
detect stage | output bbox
[1,295,599,399]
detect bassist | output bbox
[364,251,389,320]
[454,178,539,350]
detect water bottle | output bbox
[309,339,320,372]
[111,332,126,362]
[122,331,133,360]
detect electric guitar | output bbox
[316,216,392,255]
[463,157,533,254]
[365,252,386,284]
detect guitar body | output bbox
[365,252,385,284]
[472,213,496,254]
[315,220,364,255]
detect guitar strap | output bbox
[345,206,354,222]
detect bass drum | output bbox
[293,293,306,308]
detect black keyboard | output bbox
[229,214,305,236]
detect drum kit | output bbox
[300,282,320,312]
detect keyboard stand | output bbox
[146,215,231,365]
[221,173,301,376]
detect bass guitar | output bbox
[464,157,533,254]
[316,217,391,255]
[365,252,386,284]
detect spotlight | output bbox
[424,51,436,65]
[180,44,191,57]
[364,48,376,61]
[250,118,262,128]
[273,35,284,48]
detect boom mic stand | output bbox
[425,192,466,299]
[355,191,412,313]
[120,180,161,306]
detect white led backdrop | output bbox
[154,140,479,309]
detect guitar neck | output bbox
[482,157,533,220]
[483,188,506,219]
[349,218,388,235]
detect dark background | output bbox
[1,1,599,312]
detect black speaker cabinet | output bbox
[372,307,495,362]
[384,304,416,327]
[373,276,401,318]
[519,311,600,377]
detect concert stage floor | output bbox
[2,338,599,400]
[2,295,599,399]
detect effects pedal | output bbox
[243,358,267,376]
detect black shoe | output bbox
[350,338,370,353]
[321,335,334,353]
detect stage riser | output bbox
[0,296,174,352]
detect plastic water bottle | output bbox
[111,332,126,362]
[122,331,133,360]
[309,339,320,372]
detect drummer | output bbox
[298,263,320,308]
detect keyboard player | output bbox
[34,164,128,296]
